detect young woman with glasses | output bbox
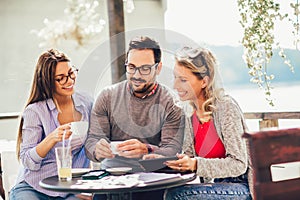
[10,49,93,200]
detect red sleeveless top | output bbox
[192,112,226,158]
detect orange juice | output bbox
[58,167,72,181]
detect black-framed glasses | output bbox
[125,63,158,75]
[55,67,79,85]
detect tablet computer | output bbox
[139,156,178,172]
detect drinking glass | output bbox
[55,147,72,181]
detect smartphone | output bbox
[81,170,109,180]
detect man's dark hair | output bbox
[126,36,161,63]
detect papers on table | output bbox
[70,172,182,189]
[138,172,181,183]
[71,174,140,189]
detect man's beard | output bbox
[134,83,154,94]
[129,77,154,94]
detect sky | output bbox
[164,0,300,113]
[165,0,297,49]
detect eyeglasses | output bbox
[55,67,78,85]
[125,63,158,75]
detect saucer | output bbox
[106,167,132,175]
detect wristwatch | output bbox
[93,151,101,162]
[146,143,153,153]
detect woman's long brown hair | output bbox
[16,49,70,160]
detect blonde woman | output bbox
[146,46,252,199]
[164,46,252,199]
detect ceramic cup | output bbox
[110,141,123,155]
[70,121,89,136]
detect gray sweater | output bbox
[85,80,184,171]
[183,95,250,180]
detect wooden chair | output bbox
[243,128,300,200]
[1,151,20,199]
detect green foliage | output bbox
[237,0,298,106]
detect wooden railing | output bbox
[0,111,300,130]
[244,111,300,130]
[244,111,300,120]
[0,112,20,120]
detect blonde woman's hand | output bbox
[165,153,197,172]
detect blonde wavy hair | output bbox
[175,46,225,122]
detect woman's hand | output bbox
[36,123,72,158]
[165,153,197,172]
[76,193,93,200]
[49,123,72,143]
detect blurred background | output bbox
[1,0,300,140]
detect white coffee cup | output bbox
[110,141,123,155]
[70,121,89,136]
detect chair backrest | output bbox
[243,128,300,200]
[1,151,20,199]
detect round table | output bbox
[40,172,197,199]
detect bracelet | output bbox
[146,143,153,154]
